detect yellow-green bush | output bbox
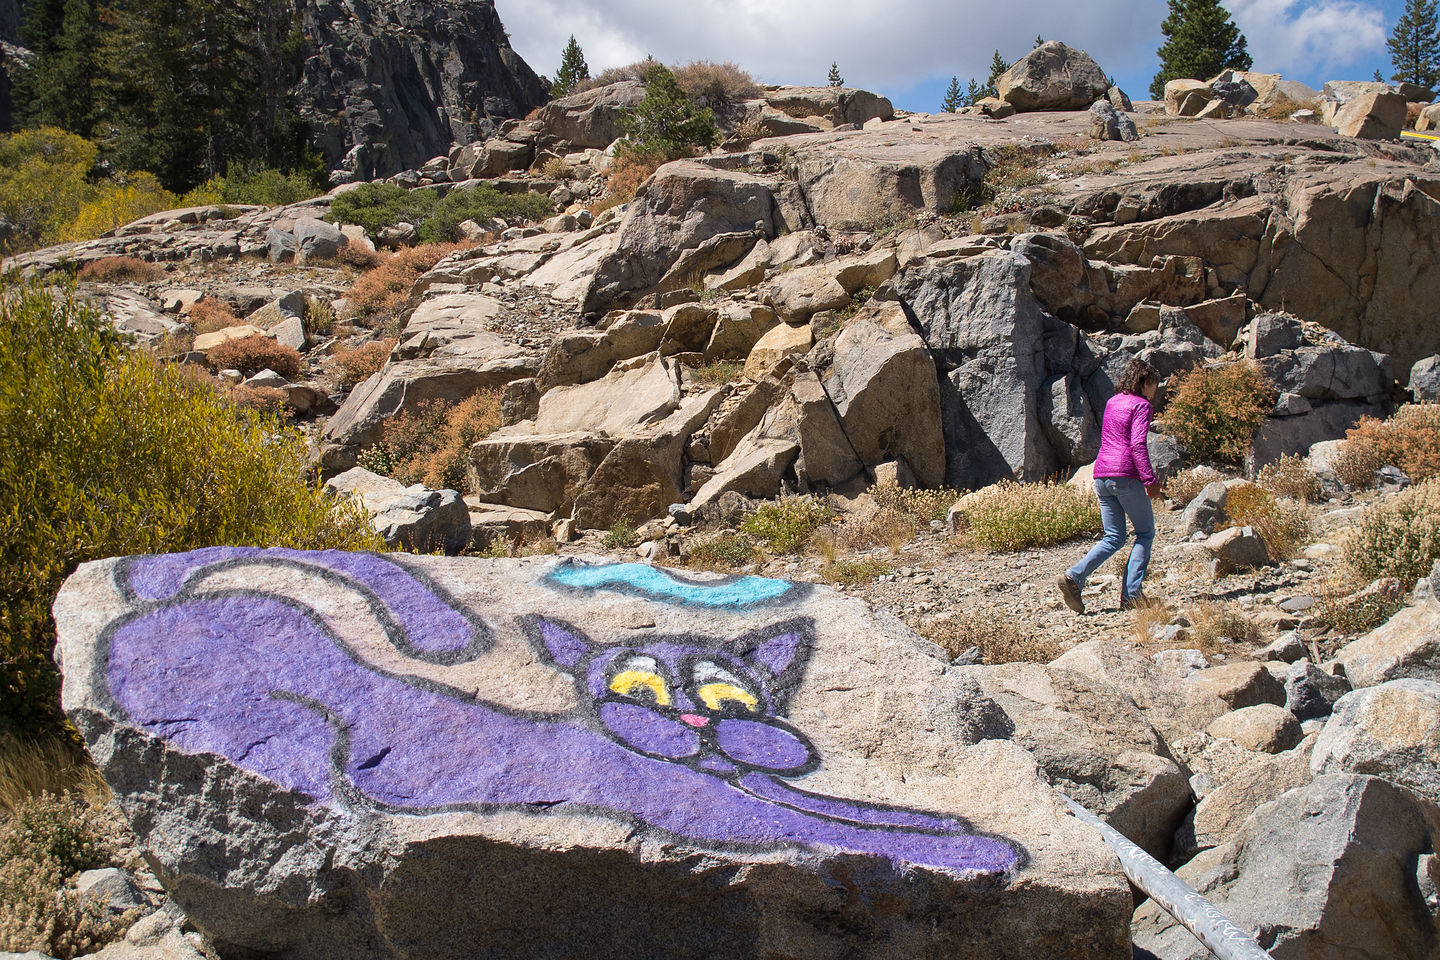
[1222,483,1314,562]
[57,173,176,243]
[0,281,384,736]
[959,480,1102,551]
[740,496,834,553]
[1158,361,1274,464]
[1343,477,1440,588]
[0,128,96,250]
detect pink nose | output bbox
[680,714,709,728]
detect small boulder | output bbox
[995,41,1110,111]
[326,467,472,554]
[1205,703,1302,753]
[1164,79,1214,117]
[1410,355,1440,403]
[1205,525,1271,571]
[1312,679,1440,805]
[1285,660,1351,721]
[1185,662,1285,710]
[293,218,348,263]
[1329,90,1408,139]
[1187,738,1314,851]
[1182,481,1228,536]
[1088,99,1137,142]
[743,323,813,379]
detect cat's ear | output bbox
[735,619,814,707]
[529,617,594,672]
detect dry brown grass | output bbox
[919,612,1062,664]
[1186,601,1268,650]
[75,256,162,283]
[1257,454,1322,502]
[590,155,660,216]
[0,735,107,818]
[185,298,240,335]
[333,338,395,389]
[671,60,760,103]
[344,242,473,321]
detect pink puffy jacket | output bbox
[1092,392,1157,486]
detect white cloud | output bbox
[497,0,1163,93]
[1225,0,1386,77]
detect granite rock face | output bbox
[297,0,548,181]
[56,551,1132,960]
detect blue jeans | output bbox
[1067,477,1155,600]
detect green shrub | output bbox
[206,334,302,379]
[180,167,323,209]
[0,128,96,250]
[685,532,759,570]
[1343,477,1440,588]
[618,64,719,163]
[959,480,1102,551]
[327,183,553,244]
[740,496,834,553]
[603,520,640,550]
[57,172,176,243]
[1158,361,1274,464]
[0,281,383,736]
[820,556,891,585]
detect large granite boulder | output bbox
[895,250,1066,488]
[1133,774,1440,960]
[296,0,547,181]
[1312,679,1440,806]
[820,302,947,489]
[528,81,647,150]
[1335,601,1440,688]
[760,86,895,127]
[581,161,777,317]
[995,42,1110,112]
[56,552,1132,960]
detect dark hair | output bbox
[1115,357,1159,396]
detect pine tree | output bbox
[621,63,718,161]
[1151,0,1253,99]
[13,0,102,135]
[941,76,965,112]
[1388,0,1440,90]
[967,78,983,105]
[551,35,589,99]
[827,62,844,87]
[982,50,1009,99]
[1034,35,1045,48]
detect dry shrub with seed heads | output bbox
[333,339,395,389]
[206,334,302,379]
[670,61,760,103]
[1343,477,1440,588]
[590,154,659,216]
[344,242,474,322]
[684,532,759,571]
[1158,361,1274,464]
[1333,404,1440,490]
[1257,453,1322,502]
[75,256,162,283]
[1165,465,1225,505]
[185,299,240,334]
[1222,483,1314,562]
[820,555,892,586]
[959,480,1101,552]
[919,612,1062,664]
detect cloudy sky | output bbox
[499,0,1403,109]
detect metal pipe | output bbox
[1061,794,1274,960]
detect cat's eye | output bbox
[609,656,672,707]
[696,682,758,712]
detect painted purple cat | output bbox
[101,548,1020,877]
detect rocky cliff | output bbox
[297,0,547,181]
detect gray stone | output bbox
[531,81,647,150]
[266,227,298,264]
[1286,661,1352,722]
[271,315,307,352]
[54,553,1131,960]
[242,369,289,389]
[995,42,1110,111]
[75,867,146,913]
[820,302,946,489]
[1259,630,1308,663]
[1182,481,1228,536]
[1087,100,1137,142]
[1205,703,1302,753]
[1205,525,1271,571]
[1335,601,1440,688]
[1185,661,1286,711]
[1312,680,1440,805]
[1134,774,1440,960]
[1410,355,1440,403]
[1187,738,1314,852]
[326,467,472,554]
[1259,343,1393,402]
[293,218,347,263]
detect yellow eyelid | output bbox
[609,670,672,706]
[697,682,758,711]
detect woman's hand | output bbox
[1146,482,1166,499]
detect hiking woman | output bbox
[1057,358,1166,614]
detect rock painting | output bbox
[100,548,1020,876]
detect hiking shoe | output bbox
[1119,593,1153,611]
[1057,574,1085,614]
